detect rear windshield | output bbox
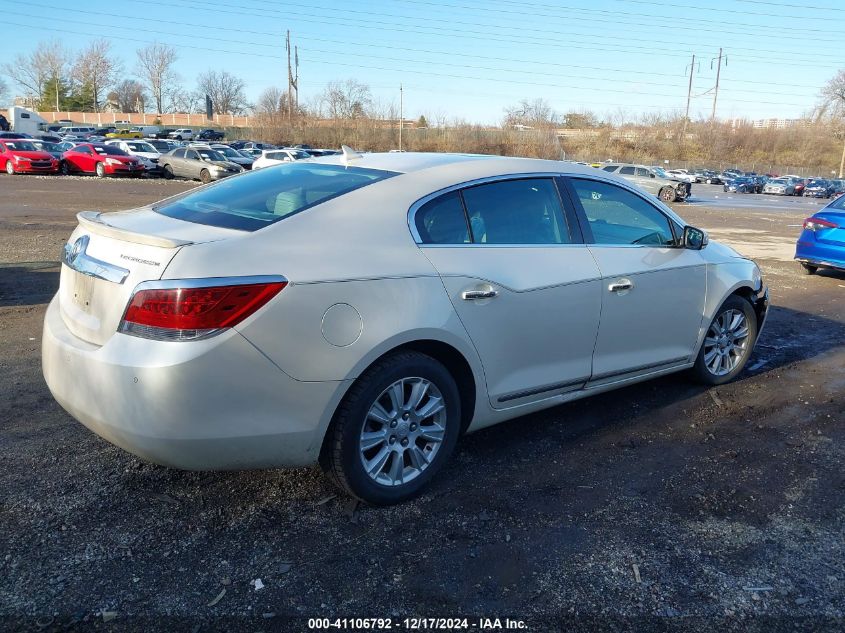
[828,195,845,210]
[154,162,398,231]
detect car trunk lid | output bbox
[59,209,242,346]
[813,211,845,247]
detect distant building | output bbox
[751,118,810,129]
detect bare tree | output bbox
[171,88,204,114]
[110,79,147,112]
[72,39,120,112]
[821,70,845,177]
[319,80,372,119]
[0,77,8,105]
[2,40,70,109]
[503,98,558,129]
[196,70,249,115]
[563,110,600,129]
[136,43,178,114]
[256,86,286,115]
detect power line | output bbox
[395,0,845,33]
[14,7,814,99]
[160,0,836,67]
[283,0,845,46]
[735,0,845,10]
[606,0,844,16]
[0,10,688,91]
[257,0,845,59]
[28,3,829,92]
[2,17,816,109]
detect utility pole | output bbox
[286,30,298,124]
[399,83,403,151]
[839,133,845,178]
[683,54,695,138]
[294,45,299,114]
[711,48,725,121]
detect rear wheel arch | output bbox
[318,339,478,466]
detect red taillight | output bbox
[120,280,286,341]
[803,217,838,231]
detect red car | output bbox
[0,139,59,175]
[61,143,144,177]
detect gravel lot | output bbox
[1,176,843,632]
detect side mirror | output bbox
[683,225,708,250]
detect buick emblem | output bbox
[65,235,89,265]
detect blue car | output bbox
[795,196,845,274]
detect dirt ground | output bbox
[0,175,843,632]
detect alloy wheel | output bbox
[702,309,750,376]
[359,377,447,487]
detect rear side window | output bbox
[415,192,470,244]
[155,163,397,231]
[619,166,636,175]
[461,178,571,244]
[602,166,617,172]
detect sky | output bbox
[0,0,843,125]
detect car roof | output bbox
[312,151,525,174]
[309,152,662,197]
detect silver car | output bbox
[601,163,690,202]
[763,177,796,195]
[159,147,243,183]
[42,151,767,504]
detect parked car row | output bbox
[0,133,340,182]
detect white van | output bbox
[57,126,96,139]
[130,125,161,137]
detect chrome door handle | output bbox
[608,279,634,293]
[461,289,498,300]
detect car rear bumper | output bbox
[42,295,347,470]
[795,241,845,271]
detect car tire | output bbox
[176,136,183,141]
[801,263,818,275]
[320,351,461,506]
[60,161,70,175]
[706,179,712,184]
[5,160,14,175]
[199,169,211,184]
[162,165,174,179]
[659,186,676,203]
[95,162,105,178]
[691,294,758,386]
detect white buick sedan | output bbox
[43,151,768,504]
